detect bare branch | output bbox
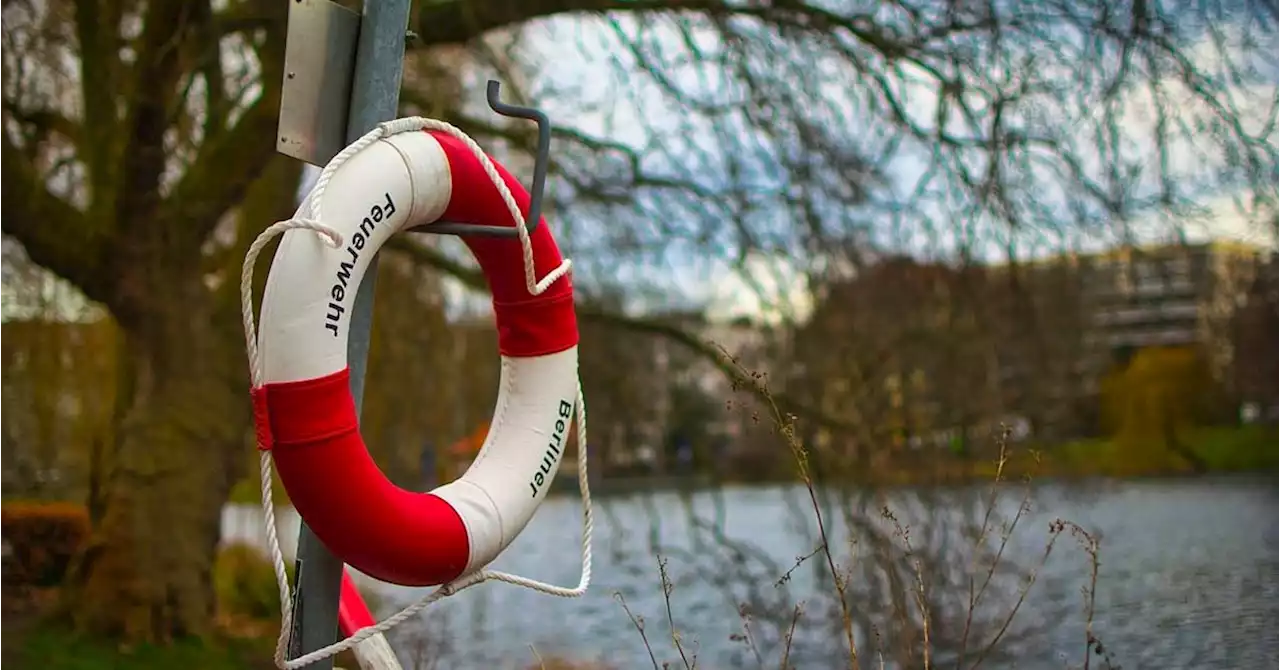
[1,133,107,304]
[113,1,207,224]
[161,93,280,249]
[2,101,80,146]
[72,0,123,196]
[161,0,288,250]
[413,0,972,51]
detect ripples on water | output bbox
[222,475,1278,669]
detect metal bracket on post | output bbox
[415,80,552,238]
[278,0,360,167]
[277,0,413,668]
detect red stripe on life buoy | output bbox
[263,368,471,586]
[338,569,377,635]
[429,131,579,358]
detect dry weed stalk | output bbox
[657,555,696,669]
[732,603,767,668]
[880,506,932,669]
[720,345,861,669]
[615,592,663,670]
[779,603,805,670]
[1062,521,1119,670]
[609,346,1113,670]
[956,428,1042,668]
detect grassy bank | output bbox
[0,543,369,670]
[717,422,1278,489]
[8,624,277,670]
[1,588,278,670]
[967,423,1278,481]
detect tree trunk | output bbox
[69,267,249,642]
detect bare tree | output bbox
[2,0,304,639]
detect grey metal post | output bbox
[288,0,412,667]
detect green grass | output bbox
[4,536,377,670]
[1051,422,1278,477]
[10,625,276,670]
[962,422,1275,482]
[1185,423,1279,471]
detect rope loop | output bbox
[238,119,592,670]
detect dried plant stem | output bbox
[786,408,859,668]
[779,603,804,670]
[700,346,1118,670]
[529,644,547,670]
[615,592,661,670]
[657,555,693,670]
[967,518,1072,670]
[721,346,861,670]
[776,545,824,587]
[881,507,931,669]
[1067,522,1102,670]
[963,433,1043,669]
[956,432,1011,667]
[737,606,766,669]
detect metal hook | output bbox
[418,80,551,238]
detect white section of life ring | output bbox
[254,126,580,574]
[258,131,451,385]
[432,348,580,574]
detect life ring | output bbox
[250,128,578,587]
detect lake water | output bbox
[222,475,1278,669]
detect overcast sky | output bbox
[415,9,1278,324]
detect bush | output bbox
[1,501,91,590]
[213,542,293,622]
[213,542,382,627]
[1100,345,1221,449]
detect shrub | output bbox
[0,501,91,590]
[213,542,293,622]
[213,542,382,626]
[1100,345,1221,449]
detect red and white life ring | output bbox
[249,128,578,587]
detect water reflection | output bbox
[222,476,1278,669]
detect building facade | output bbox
[982,241,1277,437]
[1084,243,1263,358]
[790,242,1277,450]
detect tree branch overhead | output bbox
[113,1,207,227]
[1,135,107,305]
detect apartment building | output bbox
[792,241,1277,445]
[1082,242,1271,373]
[992,241,1276,435]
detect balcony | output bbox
[1103,327,1197,348]
[1092,301,1200,326]
[1131,278,1197,296]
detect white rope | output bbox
[239,119,593,670]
